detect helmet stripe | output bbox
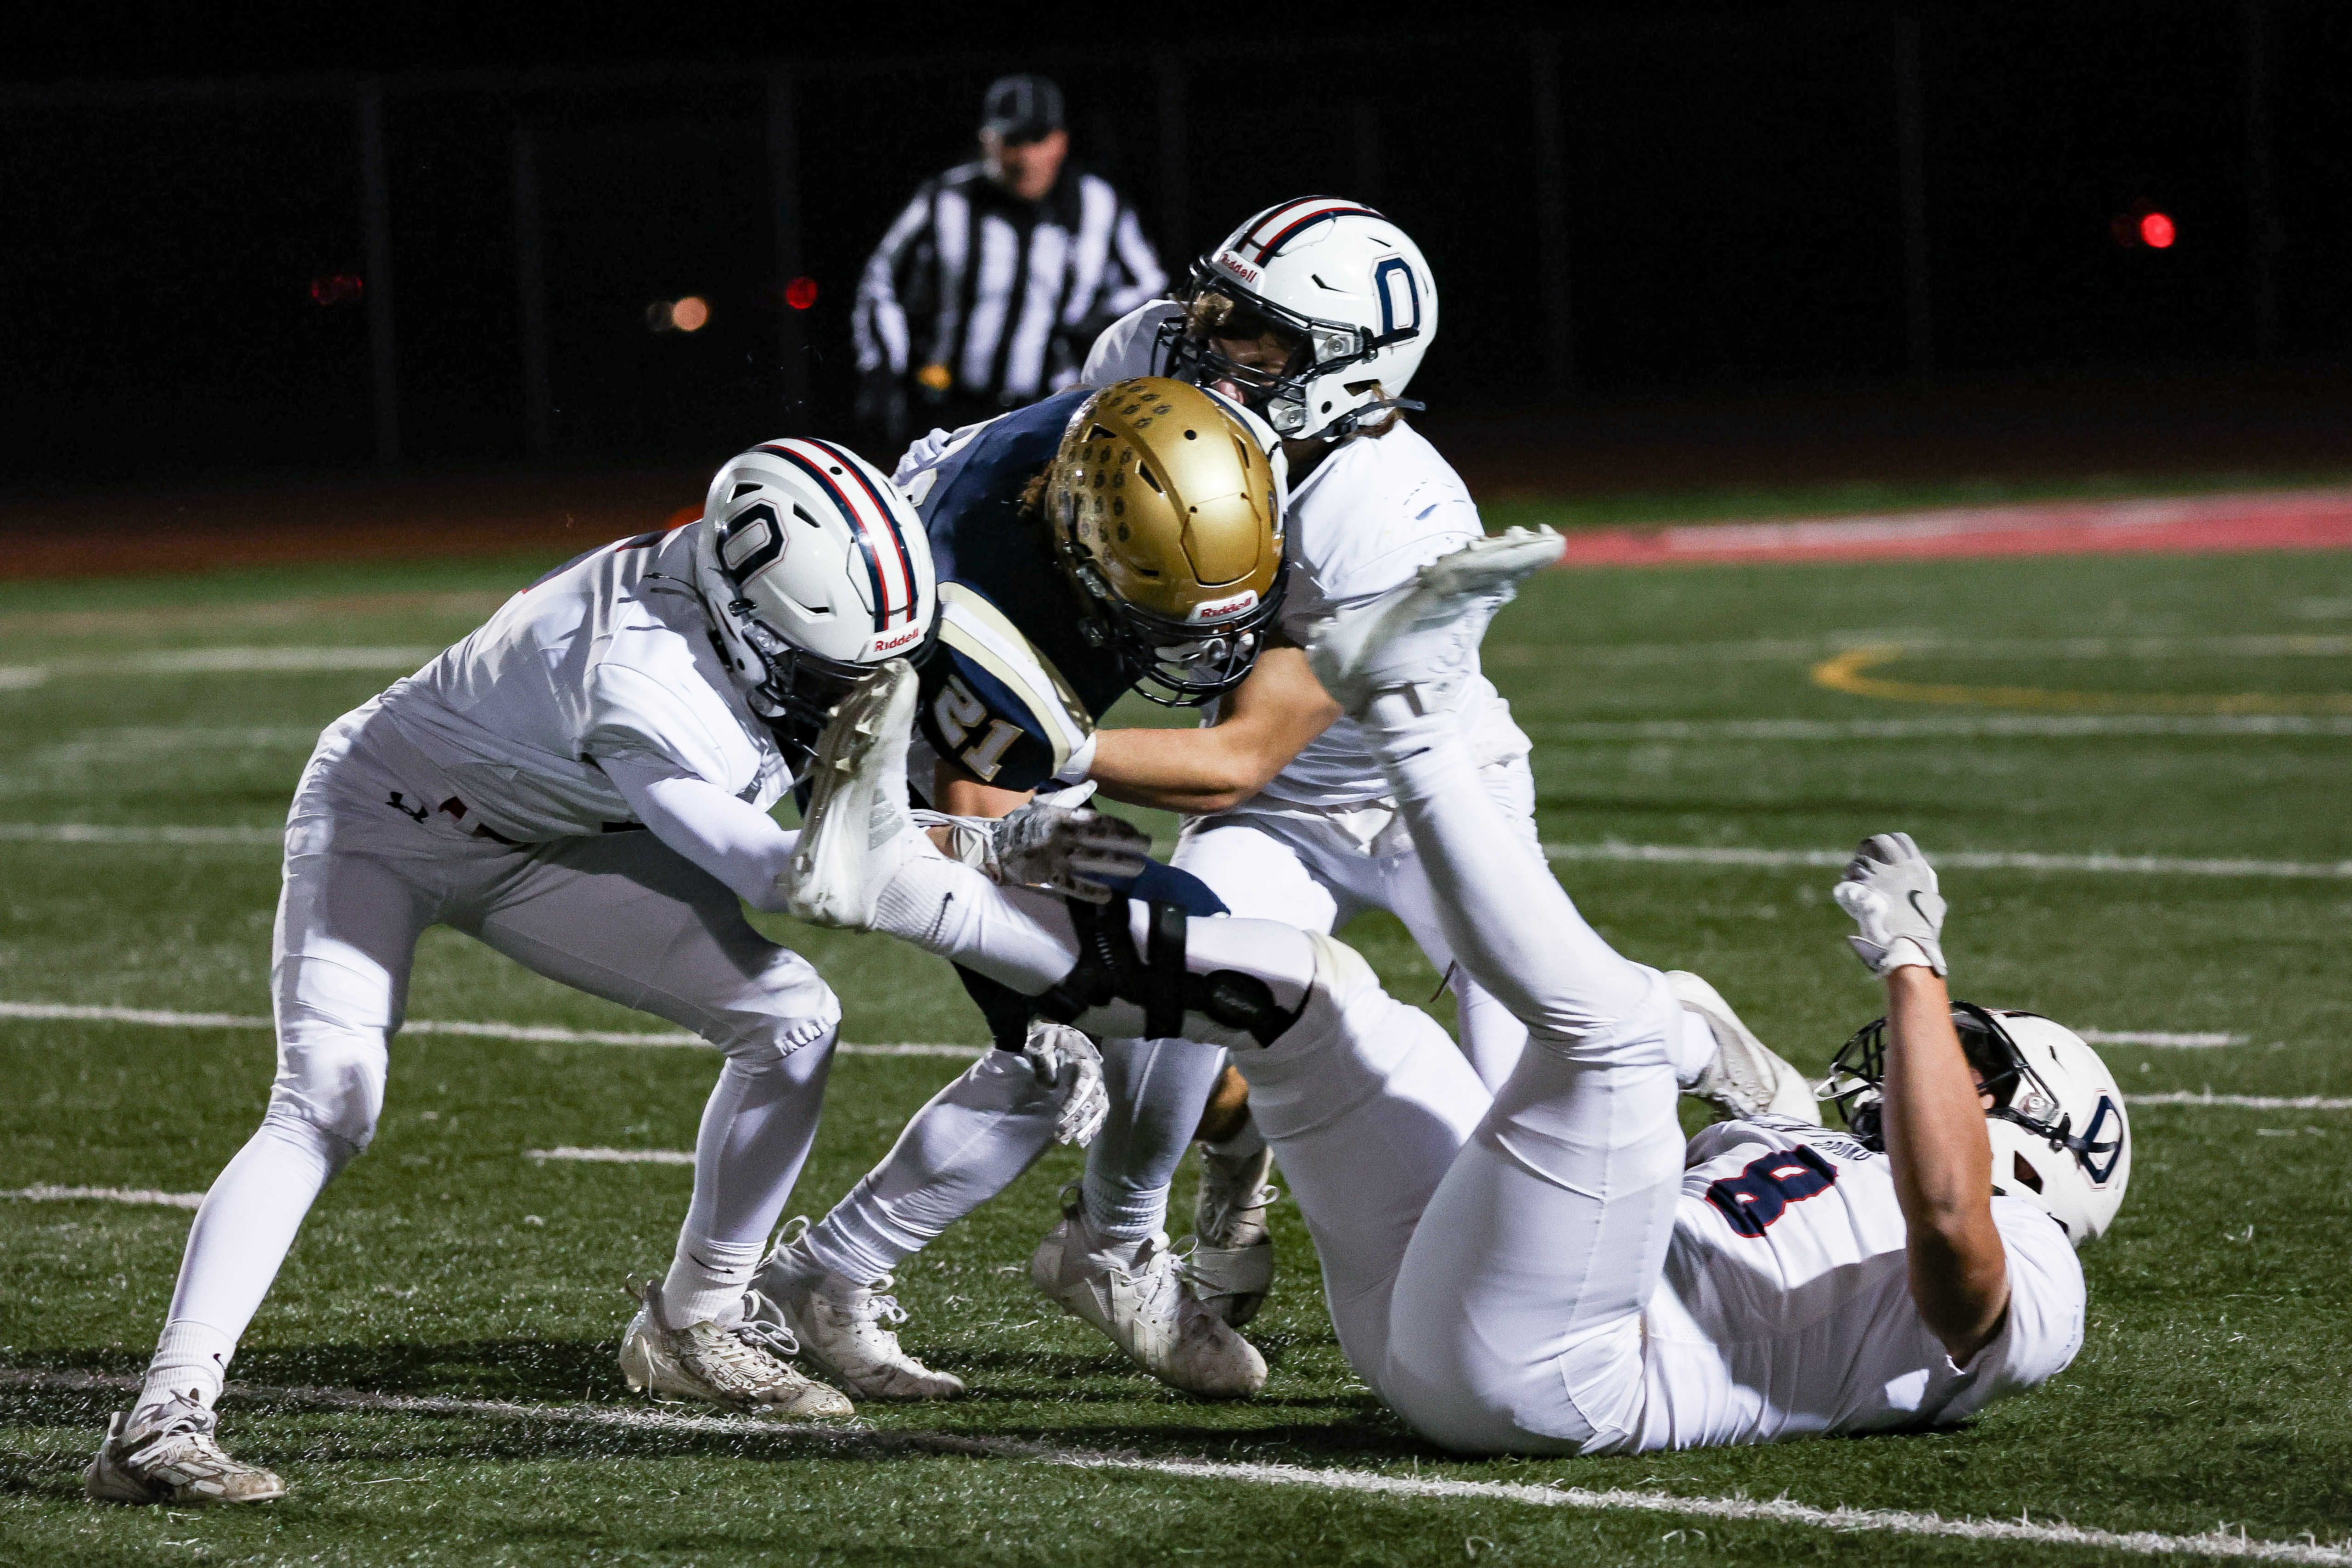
[1238,198,1384,263]
[756,440,918,633]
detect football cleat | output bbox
[1185,1141,1279,1328]
[1306,527,1565,718]
[745,1226,965,1402]
[84,1394,286,1506]
[618,1277,853,1418]
[1671,970,1819,1124]
[1031,1187,1267,1399]
[781,658,921,929]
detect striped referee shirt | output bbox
[854,162,1166,409]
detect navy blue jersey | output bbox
[909,389,1135,794]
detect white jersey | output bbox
[374,528,789,842]
[1084,301,1527,804]
[1609,1115,2085,1452]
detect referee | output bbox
[853,74,1165,452]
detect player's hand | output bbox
[1020,1021,1108,1146]
[992,801,1150,904]
[1832,831,1949,977]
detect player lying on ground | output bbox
[780,526,2130,1453]
[84,437,1004,1505]
[742,376,1286,1400]
[885,197,1547,1371]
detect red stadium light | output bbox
[785,276,819,310]
[309,273,364,306]
[2139,211,2176,249]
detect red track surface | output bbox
[1555,488,2352,568]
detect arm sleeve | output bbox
[854,184,936,377]
[602,754,799,914]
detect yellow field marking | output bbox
[1810,645,2352,715]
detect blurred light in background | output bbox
[2139,211,2177,249]
[2113,207,2177,249]
[785,276,819,310]
[309,273,364,306]
[646,296,712,332]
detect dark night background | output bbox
[2,0,2346,489]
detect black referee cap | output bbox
[980,74,1064,143]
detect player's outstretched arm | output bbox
[1087,644,1340,815]
[605,756,800,913]
[1836,834,2010,1363]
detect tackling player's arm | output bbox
[1838,832,2009,1364]
[603,756,799,912]
[1086,641,1340,815]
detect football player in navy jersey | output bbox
[742,377,1291,1399]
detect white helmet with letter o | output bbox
[692,436,939,769]
[1821,1003,2131,1246]
[1159,196,1438,444]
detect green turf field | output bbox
[2,536,2349,1566]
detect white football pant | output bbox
[1078,755,1542,1243]
[872,731,1700,1452]
[153,705,839,1396]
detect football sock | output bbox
[1083,1035,1227,1243]
[146,1103,355,1411]
[797,1048,1059,1283]
[870,854,1080,992]
[661,1236,765,1328]
[668,1032,836,1323]
[137,1321,237,1416]
[1202,1114,1266,1164]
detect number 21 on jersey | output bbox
[933,675,1023,783]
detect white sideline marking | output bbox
[2125,1092,2352,1111]
[0,1370,2340,1563]
[0,822,281,846]
[1533,715,2352,741]
[0,1000,984,1058]
[1530,632,2352,667]
[0,1185,205,1209]
[1544,843,2352,879]
[2081,1031,2248,1049]
[528,1147,692,1166]
[0,648,439,691]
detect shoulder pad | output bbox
[917,584,1094,791]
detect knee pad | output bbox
[703,952,842,1067]
[1036,896,1302,1048]
[269,1014,388,1152]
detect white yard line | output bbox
[0,1369,2339,1563]
[1532,715,2352,741]
[0,647,440,690]
[2125,1092,2352,1111]
[2081,1031,2248,1048]
[1544,843,2352,879]
[528,1147,693,1165]
[1523,632,2352,667]
[0,1185,205,1209]
[0,1001,982,1058]
[0,822,282,846]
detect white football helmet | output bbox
[692,436,939,769]
[1820,1003,2130,1246]
[1158,197,1438,443]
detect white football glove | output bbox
[1020,1021,1107,1146]
[1832,831,1949,977]
[991,798,1150,904]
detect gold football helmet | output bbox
[1042,377,1285,705]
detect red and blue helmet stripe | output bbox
[754,438,921,634]
[1230,197,1386,264]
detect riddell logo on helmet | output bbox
[1217,253,1260,284]
[1187,590,1259,625]
[873,625,924,653]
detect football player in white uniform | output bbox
[86,438,946,1506]
[1058,198,1549,1344]
[776,523,2127,1454]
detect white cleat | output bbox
[618,1277,853,1418]
[1031,1188,1267,1399]
[1306,526,1565,718]
[746,1227,966,1402]
[84,1394,286,1506]
[781,658,922,929]
[1186,1141,1279,1328]
[1670,970,1820,1124]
